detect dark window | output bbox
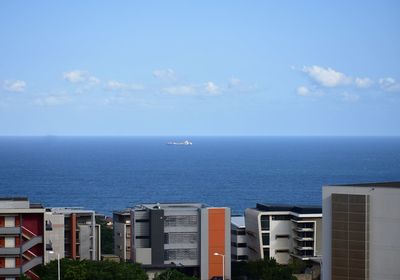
[136,236,150,239]
[262,233,270,245]
[263,248,270,259]
[272,215,290,220]
[275,234,290,239]
[232,242,247,248]
[260,216,270,230]
[135,219,149,223]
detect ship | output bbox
[166,140,193,146]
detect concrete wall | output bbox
[44,212,65,263]
[270,220,291,264]
[323,185,400,280]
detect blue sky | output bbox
[0,1,399,136]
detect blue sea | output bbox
[1,137,399,216]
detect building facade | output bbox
[323,182,400,280]
[245,203,322,265]
[113,209,131,261]
[0,198,45,280]
[230,216,248,262]
[130,203,231,280]
[44,208,101,263]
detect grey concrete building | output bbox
[130,203,231,280]
[323,182,400,280]
[245,203,322,265]
[44,208,101,263]
[231,216,248,262]
[113,209,131,261]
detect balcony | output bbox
[294,227,314,232]
[295,246,314,250]
[0,247,20,255]
[294,236,314,241]
[0,227,20,235]
[0,267,20,276]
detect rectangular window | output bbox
[5,257,16,268]
[5,237,15,248]
[262,233,270,245]
[263,248,270,259]
[260,216,270,230]
[272,215,290,221]
[4,216,15,227]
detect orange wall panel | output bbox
[208,208,225,280]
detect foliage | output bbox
[154,269,198,280]
[37,259,148,280]
[232,258,296,280]
[287,258,308,274]
[96,216,113,254]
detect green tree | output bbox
[37,259,148,280]
[233,258,296,280]
[154,269,198,280]
[96,216,113,254]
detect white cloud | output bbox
[354,77,373,88]
[228,78,241,88]
[35,95,71,106]
[205,82,220,95]
[379,77,400,92]
[341,92,359,102]
[106,80,144,91]
[153,69,176,81]
[296,86,311,96]
[302,65,352,87]
[163,85,196,95]
[3,80,26,92]
[63,70,100,84]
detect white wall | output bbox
[323,185,400,280]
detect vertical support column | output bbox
[91,212,96,260]
[71,213,77,260]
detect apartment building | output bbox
[130,203,231,280]
[44,208,101,263]
[230,216,248,262]
[0,198,45,280]
[245,203,322,265]
[113,209,131,261]
[323,182,400,280]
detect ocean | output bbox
[0,136,399,216]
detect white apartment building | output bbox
[245,203,322,265]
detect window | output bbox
[164,233,197,244]
[275,249,290,253]
[4,216,15,227]
[5,237,15,248]
[260,216,270,230]
[164,216,198,227]
[272,215,290,221]
[5,257,16,268]
[263,248,270,259]
[164,249,198,260]
[262,233,270,245]
[231,242,247,248]
[275,234,290,239]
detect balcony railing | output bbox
[0,227,21,235]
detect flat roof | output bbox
[255,203,322,214]
[137,203,207,210]
[0,197,28,201]
[231,216,245,228]
[327,181,400,188]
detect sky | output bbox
[0,1,399,136]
